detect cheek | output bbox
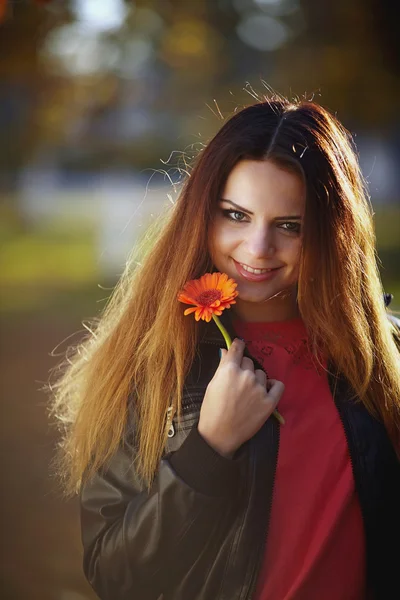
[209,222,237,258]
[284,238,302,266]
[208,224,218,260]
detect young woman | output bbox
[50,96,400,600]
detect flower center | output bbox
[197,289,222,306]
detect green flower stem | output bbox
[212,314,233,349]
[212,313,285,426]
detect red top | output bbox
[233,318,366,600]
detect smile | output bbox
[233,259,282,282]
[239,263,274,275]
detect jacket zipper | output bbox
[329,373,371,593]
[165,405,175,437]
[166,393,205,437]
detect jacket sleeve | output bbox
[80,425,243,600]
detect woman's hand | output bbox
[198,338,284,458]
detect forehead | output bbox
[222,159,306,213]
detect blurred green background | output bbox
[0,1,399,599]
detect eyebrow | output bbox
[219,198,302,220]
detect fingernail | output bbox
[218,348,222,358]
[235,337,245,342]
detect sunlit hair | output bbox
[49,95,400,495]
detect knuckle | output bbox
[243,370,255,384]
[225,362,237,376]
[242,367,252,378]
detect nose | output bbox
[245,225,275,259]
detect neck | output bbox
[233,290,300,323]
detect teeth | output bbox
[241,264,272,274]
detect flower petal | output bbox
[178,272,239,319]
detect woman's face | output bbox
[209,159,306,322]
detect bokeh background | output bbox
[1,1,399,598]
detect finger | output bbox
[241,356,255,372]
[255,369,267,386]
[266,377,279,392]
[224,338,245,366]
[265,379,285,406]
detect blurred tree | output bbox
[369,0,399,74]
[0,0,399,177]
[273,0,400,126]
[0,1,70,186]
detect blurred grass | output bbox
[1,232,95,284]
[0,215,105,315]
[0,205,399,316]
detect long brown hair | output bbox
[49,95,400,495]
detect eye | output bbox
[278,222,301,234]
[222,209,248,222]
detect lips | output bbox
[233,259,282,282]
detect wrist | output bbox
[197,425,235,459]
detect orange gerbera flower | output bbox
[178,272,238,323]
